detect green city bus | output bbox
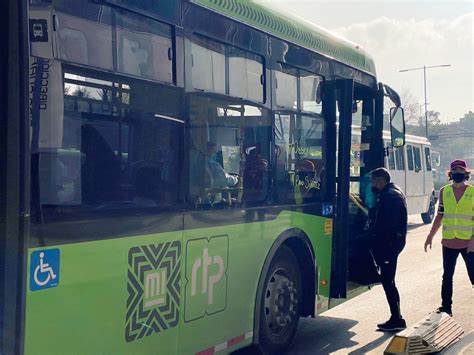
[0,0,406,354]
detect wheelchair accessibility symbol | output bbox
[30,249,60,291]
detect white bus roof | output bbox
[382,130,431,145]
[351,125,431,145]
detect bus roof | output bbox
[191,0,377,77]
[350,126,431,145]
[382,131,431,145]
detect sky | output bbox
[258,0,474,122]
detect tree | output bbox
[404,110,441,136]
[429,110,474,185]
[427,110,441,125]
[399,90,422,126]
[461,111,474,121]
[383,89,421,131]
[460,111,474,131]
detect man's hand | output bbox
[467,243,474,253]
[424,235,433,252]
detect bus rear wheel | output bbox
[421,198,435,224]
[258,246,301,354]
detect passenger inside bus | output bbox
[242,144,269,207]
[205,142,238,189]
[188,95,272,209]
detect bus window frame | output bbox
[396,146,405,171]
[413,145,422,173]
[189,34,266,104]
[424,146,432,172]
[274,62,324,114]
[114,9,175,84]
[273,109,328,205]
[186,91,272,210]
[30,63,187,227]
[386,143,396,171]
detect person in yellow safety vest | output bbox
[424,159,474,316]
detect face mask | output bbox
[452,172,466,183]
[371,186,379,194]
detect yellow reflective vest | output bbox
[442,185,474,240]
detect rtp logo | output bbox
[30,249,60,291]
[185,235,228,322]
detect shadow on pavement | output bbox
[440,331,474,355]
[287,316,358,354]
[348,331,393,354]
[407,222,427,231]
[233,315,359,354]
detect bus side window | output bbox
[396,147,405,170]
[191,36,226,94]
[424,147,432,171]
[413,146,422,172]
[32,68,185,224]
[115,10,174,83]
[274,113,326,205]
[188,96,271,209]
[386,144,395,170]
[275,64,298,109]
[56,3,113,70]
[406,144,414,171]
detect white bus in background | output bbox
[383,132,438,223]
[430,150,443,186]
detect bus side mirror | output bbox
[390,106,405,148]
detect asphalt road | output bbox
[286,216,473,354]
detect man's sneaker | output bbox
[377,317,407,331]
[436,306,452,316]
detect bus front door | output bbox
[329,80,386,300]
[328,79,354,299]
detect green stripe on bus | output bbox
[191,0,376,76]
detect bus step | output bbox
[384,311,464,354]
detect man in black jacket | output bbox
[369,167,408,331]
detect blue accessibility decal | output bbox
[30,249,60,291]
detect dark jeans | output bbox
[378,255,402,319]
[373,243,405,320]
[441,246,474,310]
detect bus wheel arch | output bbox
[253,229,317,352]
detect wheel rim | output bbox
[264,267,298,336]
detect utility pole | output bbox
[400,64,451,138]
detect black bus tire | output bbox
[258,245,301,354]
[421,198,435,224]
